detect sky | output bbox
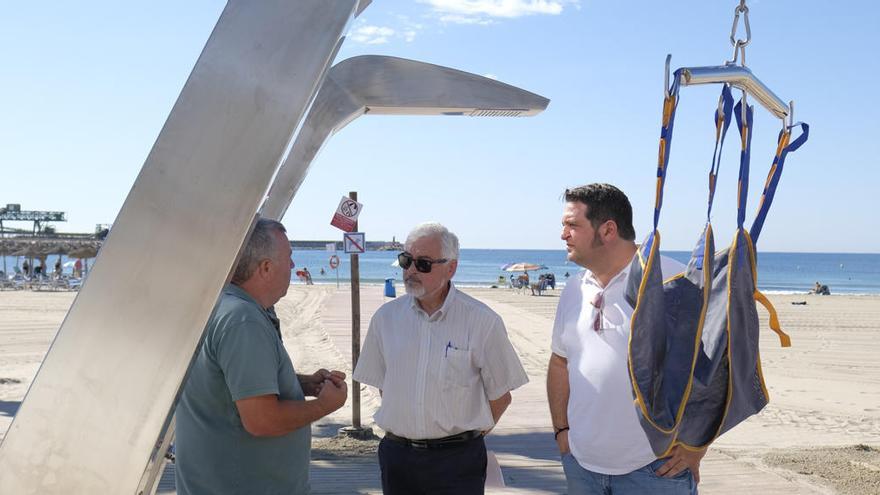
[1,1,878,253]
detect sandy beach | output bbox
[1,286,878,493]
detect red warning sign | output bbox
[330,196,363,232]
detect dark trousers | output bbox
[378,436,487,495]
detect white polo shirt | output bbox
[551,255,685,474]
[353,283,529,439]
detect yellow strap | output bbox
[754,290,791,347]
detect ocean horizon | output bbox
[285,249,880,296]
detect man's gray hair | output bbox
[231,218,287,285]
[405,222,459,260]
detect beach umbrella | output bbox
[67,243,100,259]
[502,262,547,272]
[6,240,69,257]
[40,241,70,256]
[10,243,48,258]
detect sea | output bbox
[290,249,878,295]
[4,250,878,295]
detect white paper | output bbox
[485,450,506,488]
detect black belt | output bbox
[384,430,482,449]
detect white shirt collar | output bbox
[582,255,634,291]
[408,282,457,322]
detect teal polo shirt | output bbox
[176,284,309,494]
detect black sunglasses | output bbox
[398,252,448,273]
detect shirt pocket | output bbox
[441,347,478,388]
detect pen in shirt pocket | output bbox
[445,340,459,357]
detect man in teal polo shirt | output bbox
[176,218,348,494]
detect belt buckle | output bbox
[410,439,430,449]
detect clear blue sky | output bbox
[2,1,878,253]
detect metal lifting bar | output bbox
[664,0,793,122]
[679,64,789,120]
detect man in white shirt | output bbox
[547,184,703,494]
[354,222,529,495]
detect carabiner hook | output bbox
[729,2,751,49]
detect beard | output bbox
[404,277,426,298]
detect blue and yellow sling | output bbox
[624,59,809,458]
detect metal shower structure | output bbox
[0,1,549,494]
[261,55,549,220]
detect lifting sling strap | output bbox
[624,76,808,457]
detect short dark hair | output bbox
[564,183,636,241]
[231,218,287,285]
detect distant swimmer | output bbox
[810,281,830,295]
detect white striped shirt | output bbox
[353,283,529,439]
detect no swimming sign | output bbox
[330,196,363,232]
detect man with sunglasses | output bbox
[547,184,700,495]
[354,222,528,495]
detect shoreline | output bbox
[291,279,880,296]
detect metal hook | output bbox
[664,54,672,98]
[782,99,795,132]
[717,84,727,120]
[729,2,751,48]
[788,100,795,128]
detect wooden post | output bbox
[349,191,362,430]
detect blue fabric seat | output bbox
[625,80,808,457]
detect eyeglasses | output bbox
[398,252,448,274]
[591,290,604,332]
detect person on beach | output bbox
[353,222,529,495]
[175,218,348,495]
[810,281,830,295]
[547,184,701,495]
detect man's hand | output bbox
[315,376,348,415]
[482,392,512,436]
[655,445,707,483]
[555,429,570,454]
[299,369,346,397]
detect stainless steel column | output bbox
[0,1,359,493]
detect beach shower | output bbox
[0,1,549,493]
[261,55,549,220]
